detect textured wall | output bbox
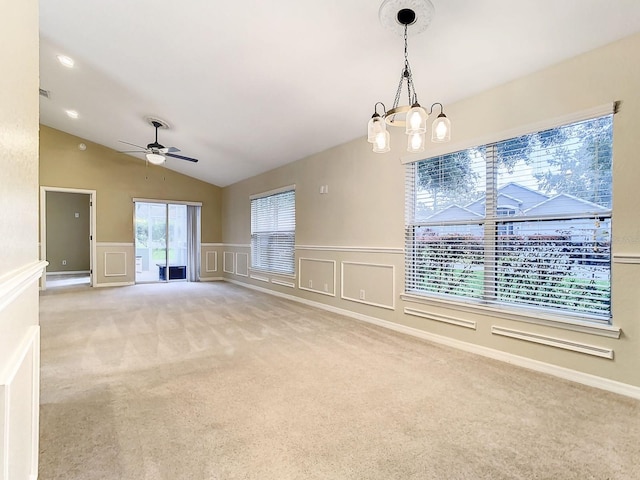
[0,0,41,478]
[0,0,39,273]
[39,126,223,243]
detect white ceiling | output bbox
[39,0,640,187]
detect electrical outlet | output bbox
[308,280,313,288]
[62,260,67,266]
[324,283,328,292]
[359,289,365,300]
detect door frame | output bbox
[133,197,201,283]
[40,186,97,290]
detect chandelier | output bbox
[367,0,451,154]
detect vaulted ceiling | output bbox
[39,0,640,187]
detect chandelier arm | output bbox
[428,102,444,115]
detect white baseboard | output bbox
[94,281,135,288]
[226,279,640,401]
[199,277,224,282]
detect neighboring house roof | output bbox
[497,192,523,205]
[426,205,483,222]
[464,198,486,215]
[497,182,549,209]
[434,183,608,219]
[465,183,549,214]
[524,193,610,216]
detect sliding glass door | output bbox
[135,201,198,283]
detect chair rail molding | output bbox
[0,261,47,314]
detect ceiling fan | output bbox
[119,119,198,164]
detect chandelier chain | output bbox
[392,24,418,111]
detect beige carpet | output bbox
[39,282,640,479]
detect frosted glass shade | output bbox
[146,153,166,165]
[407,132,426,153]
[432,115,451,142]
[372,130,390,153]
[405,105,427,134]
[367,115,386,143]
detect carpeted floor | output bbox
[39,282,640,479]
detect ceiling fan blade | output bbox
[166,152,198,163]
[118,140,147,150]
[117,150,146,154]
[156,147,179,154]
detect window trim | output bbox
[250,184,296,200]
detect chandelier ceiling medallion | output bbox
[368,0,451,154]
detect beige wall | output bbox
[0,0,41,477]
[45,191,91,272]
[40,126,225,283]
[222,32,640,389]
[40,126,223,244]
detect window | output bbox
[251,188,295,274]
[405,114,613,321]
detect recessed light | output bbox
[57,55,74,68]
[65,110,79,119]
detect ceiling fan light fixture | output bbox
[146,152,165,165]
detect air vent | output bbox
[39,88,51,99]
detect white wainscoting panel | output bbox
[298,258,336,297]
[341,262,395,310]
[235,253,249,277]
[223,252,235,274]
[104,252,127,277]
[205,251,218,273]
[0,326,40,480]
[272,279,295,288]
[491,326,614,359]
[404,307,477,330]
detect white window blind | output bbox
[405,114,613,321]
[251,189,295,274]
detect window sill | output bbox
[400,293,621,339]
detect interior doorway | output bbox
[40,186,97,290]
[134,200,201,283]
